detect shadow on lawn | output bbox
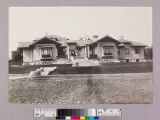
[9,62,152,74]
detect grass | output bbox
[8,73,153,104]
[9,64,72,74]
[9,62,152,74]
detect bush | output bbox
[89,54,97,59]
[102,56,113,59]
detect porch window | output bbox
[125,47,130,54]
[135,48,140,54]
[103,46,113,56]
[117,49,120,54]
[41,47,52,58]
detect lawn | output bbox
[9,62,152,74]
[8,62,153,104]
[8,73,153,104]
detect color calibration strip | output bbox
[56,116,99,119]
[34,108,121,119]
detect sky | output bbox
[9,7,152,58]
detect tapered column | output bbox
[84,46,87,57]
[101,46,104,57]
[114,47,118,59]
[87,46,90,58]
[67,45,70,59]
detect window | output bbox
[117,49,120,54]
[125,47,130,54]
[41,47,52,58]
[136,59,139,62]
[103,46,113,56]
[135,48,140,54]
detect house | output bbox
[117,37,147,62]
[17,35,147,65]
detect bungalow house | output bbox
[117,37,147,62]
[17,35,146,65]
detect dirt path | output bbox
[8,73,153,104]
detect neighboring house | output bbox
[17,35,147,65]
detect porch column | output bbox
[84,46,87,57]
[31,48,33,62]
[87,46,90,58]
[114,47,118,59]
[67,45,70,59]
[101,46,104,57]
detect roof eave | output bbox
[29,36,61,47]
[131,45,147,47]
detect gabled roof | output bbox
[66,40,94,47]
[77,40,94,46]
[51,35,69,41]
[18,35,147,49]
[119,38,146,47]
[89,35,120,46]
[29,36,61,47]
[118,38,131,43]
[117,43,125,47]
[99,35,120,43]
[18,35,69,49]
[130,41,147,47]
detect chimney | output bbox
[33,40,38,42]
[120,35,125,40]
[93,35,99,41]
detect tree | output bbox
[11,49,23,62]
[144,46,152,59]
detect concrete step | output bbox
[73,58,100,67]
[29,67,57,76]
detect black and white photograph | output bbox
[8,7,152,104]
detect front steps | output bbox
[72,57,100,67]
[29,67,57,76]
